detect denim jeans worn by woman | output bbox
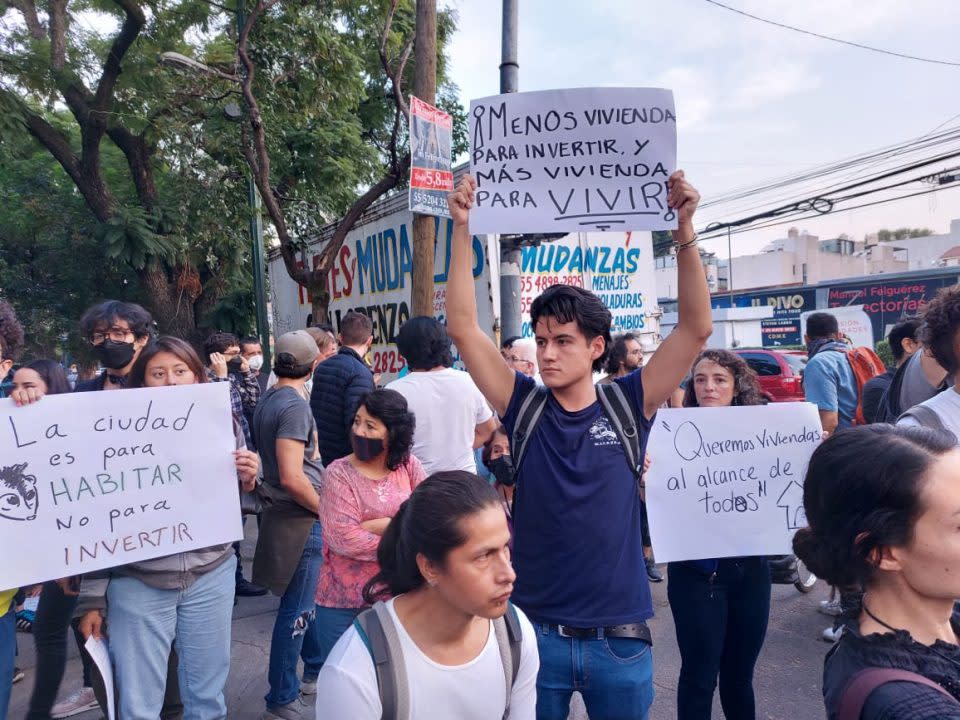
[667,557,771,720]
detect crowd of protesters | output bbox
[1,168,958,720]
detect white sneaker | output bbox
[818,598,843,617]
[821,626,843,643]
[51,686,100,718]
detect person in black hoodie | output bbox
[794,424,960,720]
[310,311,374,463]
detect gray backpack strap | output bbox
[353,602,410,720]
[493,603,523,720]
[898,404,955,440]
[511,384,550,478]
[596,382,642,479]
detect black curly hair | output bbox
[356,389,416,471]
[396,317,453,370]
[919,285,960,375]
[683,349,765,407]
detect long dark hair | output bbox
[683,349,764,407]
[363,471,502,604]
[23,359,71,395]
[128,337,208,389]
[793,424,956,588]
[357,389,415,471]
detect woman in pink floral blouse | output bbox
[306,388,425,692]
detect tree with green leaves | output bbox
[0,0,259,342]
[875,227,935,243]
[233,0,465,321]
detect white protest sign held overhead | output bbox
[645,403,822,563]
[0,383,242,588]
[468,87,677,234]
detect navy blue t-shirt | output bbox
[501,370,654,627]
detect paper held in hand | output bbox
[0,382,242,588]
[644,403,822,563]
[468,86,677,234]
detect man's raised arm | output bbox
[445,175,516,417]
[641,170,713,418]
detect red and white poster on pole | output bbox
[409,95,454,217]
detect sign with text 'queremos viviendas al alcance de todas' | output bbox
[0,382,242,588]
[468,87,677,234]
[644,403,822,563]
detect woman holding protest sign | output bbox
[794,425,960,719]
[10,360,106,720]
[75,337,259,720]
[668,349,770,720]
[304,388,425,692]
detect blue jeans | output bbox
[667,557,771,720]
[107,555,236,720]
[534,623,654,720]
[0,604,14,720]
[302,606,361,681]
[265,522,323,708]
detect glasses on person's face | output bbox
[506,355,530,368]
[90,326,134,346]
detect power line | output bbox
[699,182,960,242]
[701,0,960,68]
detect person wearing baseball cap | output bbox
[250,330,325,720]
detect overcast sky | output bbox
[443,0,960,258]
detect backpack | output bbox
[838,667,958,719]
[352,600,523,720]
[841,346,887,426]
[511,381,643,485]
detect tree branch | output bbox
[93,0,146,112]
[9,0,44,40]
[48,0,67,68]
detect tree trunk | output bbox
[410,0,437,319]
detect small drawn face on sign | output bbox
[0,463,39,522]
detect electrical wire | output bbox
[698,182,960,242]
[701,0,960,67]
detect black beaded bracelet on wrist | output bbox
[674,232,699,252]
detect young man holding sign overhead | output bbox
[445,171,711,719]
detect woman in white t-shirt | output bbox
[315,471,539,719]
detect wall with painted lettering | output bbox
[823,276,959,342]
[269,210,494,383]
[519,231,659,341]
[712,289,815,347]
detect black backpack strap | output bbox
[838,668,958,720]
[596,382,642,479]
[511,383,550,478]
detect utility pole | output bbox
[410,0,437,318]
[236,0,271,373]
[498,0,522,341]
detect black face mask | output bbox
[352,433,385,462]
[94,339,137,370]
[488,455,516,486]
[227,357,244,373]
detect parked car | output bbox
[733,348,807,403]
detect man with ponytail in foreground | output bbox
[315,472,539,719]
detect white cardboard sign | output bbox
[645,404,822,562]
[0,383,242,587]
[468,87,677,234]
